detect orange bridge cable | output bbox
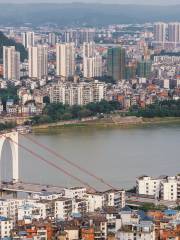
[21,134,115,189]
[5,136,97,192]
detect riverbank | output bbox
[32,116,180,133]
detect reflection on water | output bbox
[1,124,180,190]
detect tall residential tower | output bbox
[56,43,75,78]
[28,45,48,79]
[107,47,126,81]
[3,46,20,81]
[22,32,35,49]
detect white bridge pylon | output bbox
[0,132,19,183]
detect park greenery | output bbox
[130,100,180,118]
[0,122,16,131]
[139,203,167,212]
[31,100,122,125]
[0,87,19,105]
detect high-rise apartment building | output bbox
[56,43,75,78]
[48,33,57,46]
[168,22,180,44]
[83,42,102,78]
[22,32,35,49]
[83,55,102,78]
[64,29,95,46]
[3,46,20,81]
[79,29,95,44]
[28,45,48,79]
[83,42,95,58]
[107,47,126,81]
[153,22,166,43]
[137,60,152,78]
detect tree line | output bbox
[130,100,180,118]
[31,100,122,125]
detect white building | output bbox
[3,46,20,81]
[28,45,48,79]
[92,80,106,102]
[83,55,102,78]
[83,42,102,78]
[64,187,86,199]
[137,175,179,201]
[153,22,166,43]
[63,226,79,240]
[116,221,155,240]
[136,176,162,198]
[18,202,46,221]
[49,80,106,106]
[54,198,72,220]
[86,193,105,212]
[161,177,178,201]
[0,100,3,114]
[163,79,170,89]
[104,189,126,209]
[168,22,180,44]
[83,42,95,58]
[72,199,87,215]
[116,207,155,240]
[56,43,75,78]
[0,217,13,239]
[22,31,35,49]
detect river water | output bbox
[1,124,180,190]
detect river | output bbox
[1,124,180,190]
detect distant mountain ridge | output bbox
[0,3,180,26]
[0,32,27,63]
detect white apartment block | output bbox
[77,82,93,105]
[83,42,102,78]
[136,176,161,198]
[0,199,47,223]
[92,80,106,102]
[56,43,75,78]
[28,45,48,79]
[83,55,103,78]
[18,202,46,221]
[104,189,126,209]
[49,80,106,106]
[116,208,155,240]
[54,198,72,220]
[0,217,13,239]
[153,22,167,43]
[86,193,105,212]
[22,31,35,49]
[64,187,86,199]
[0,200,9,218]
[116,221,155,240]
[168,22,180,43]
[72,199,87,215]
[83,42,95,58]
[0,103,3,114]
[161,177,178,201]
[136,175,180,201]
[3,46,20,81]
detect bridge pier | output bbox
[0,132,19,183]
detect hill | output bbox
[0,31,27,63]
[0,3,180,26]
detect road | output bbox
[0,181,64,194]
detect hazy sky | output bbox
[0,0,180,5]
